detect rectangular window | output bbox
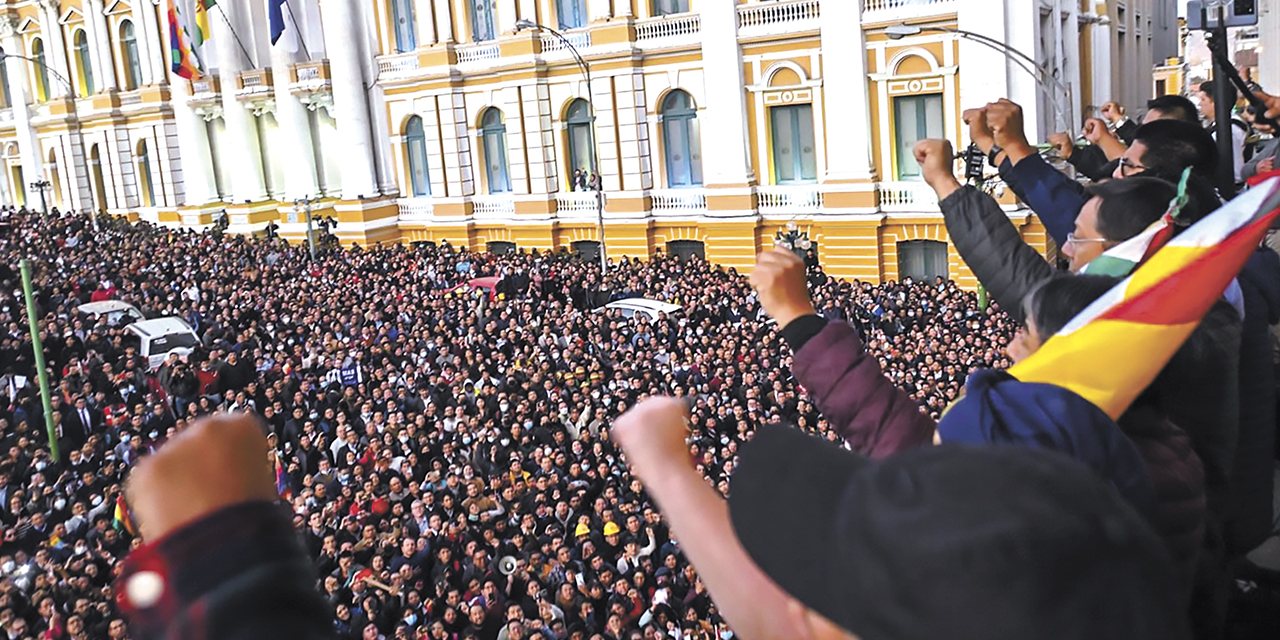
[471,0,497,42]
[770,104,817,185]
[892,94,944,180]
[653,0,689,15]
[558,0,587,29]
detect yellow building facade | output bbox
[0,0,1170,285]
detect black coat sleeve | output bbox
[938,186,1058,324]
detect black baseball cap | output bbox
[728,425,1187,640]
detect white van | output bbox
[125,317,201,370]
[76,301,145,327]
[600,298,682,321]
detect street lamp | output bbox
[29,179,50,215]
[775,221,812,260]
[515,19,608,273]
[884,24,1075,134]
[295,198,318,262]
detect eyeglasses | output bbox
[1065,232,1109,246]
[1117,157,1147,176]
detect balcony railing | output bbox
[757,185,823,214]
[878,181,939,212]
[457,43,502,66]
[377,52,421,79]
[862,0,957,21]
[398,197,435,219]
[120,91,143,106]
[737,0,821,35]
[472,194,515,218]
[635,13,701,47]
[555,191,599,217]
[542,30,591,54]
[650,189,708,215]
[191,75,220,96]
[292,60,330,84]
[235,69,274,102]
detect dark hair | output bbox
[1198,80,1238,111]
[1132,119,1219,177]
[1085,177,1177,242]
[1145,95,1200,124]
[1025,275,1121,340]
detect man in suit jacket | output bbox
[60,396,102,449]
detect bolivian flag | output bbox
[1011,178,1280,420]
[113,494,138,537]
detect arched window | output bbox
[137,140,155,207]
[31,39,50,102]
[470,0,497,42]
[391,0,417,53]
[557,0,587,29]
[90,144,108,211]
[660,90,702,188]
[74,31,95,96]
[404,115,430,197]
[652,0,689,16]
[566,99,594,188]
[480,108,510,194]
[121,20,142,90]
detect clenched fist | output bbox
[913,139,962,199]
[749,248,815,330]
[612,397,694,481]
[126,413,278,541]
[984,99,1036,164]
[963,108,996,155]
[1047,132,1074,159]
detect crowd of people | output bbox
[0,205,1008,640]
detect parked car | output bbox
[600,298,682,321]
[76,300,145,327]
[125,317,201,370]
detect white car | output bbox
[126,317,201,370]
[76,301,145,327]
[601,298,682,321]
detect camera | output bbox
[961,143,986,184]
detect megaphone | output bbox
[498,556,518,576]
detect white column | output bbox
[613,71,652,191]
[612,0,631,18]
[588,0,611,22]
[698,1,753,186]
[129,0,158,86]
[522,81,559,193]
[86,0,118,92]
[1258,0,1280,94]
[1,18,43,205]
[214,0,268,200]
[498,0,518,32]
[322,0,380,199]
[818,0,873,181]
[434,0,454,43]
[414,0,437,45]
[957,0,1011,113]
[517,0,536,23]
[158,10,218,206]
[79,0,109,92]
[270,43,320,200]
[37,1,72,98]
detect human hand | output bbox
[1047,132,1074,159]
[984,99,1035,162]
[1259,157,1275,174]
[1101,101,1125,124]
[962,108,995,154]
[612,397,693,481]
[125,413,277,541]
[748,249,815,329]
[912,139,962,199]
[1259,90,1280,123]
[1082,118,1113,144]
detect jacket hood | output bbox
[938,369,1156,519]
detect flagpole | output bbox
[283,0,312,61]
[213,3,256,69]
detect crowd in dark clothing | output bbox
[0,206,1009,640]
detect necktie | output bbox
[81,409,90,433]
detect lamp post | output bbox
[295,197,318,261]
[514,19,608,273]
[775,221,812,260]
[884,24,1075,134]
[29,179,50,215]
